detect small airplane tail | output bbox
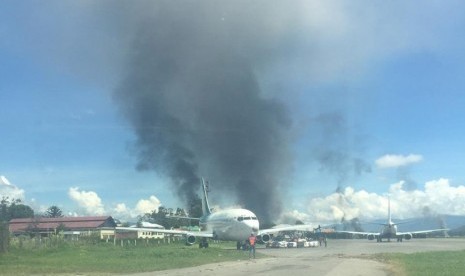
[388,196,392,224]
[201,178,212,216]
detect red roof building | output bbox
[9,216,116,236]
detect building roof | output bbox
[9,216,116,233]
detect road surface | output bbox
[129,238,465,276]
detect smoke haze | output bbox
[113,1,297,221]
[309,112,371,191]
[5,0,459,222]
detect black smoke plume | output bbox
[307,112,371,222]
[311,112,371,192]
[113,1,292,222]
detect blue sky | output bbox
[2,1,465,223]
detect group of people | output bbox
[247,233,327,259]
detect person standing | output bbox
[248,233,256,259]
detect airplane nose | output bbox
[247,221,259,232]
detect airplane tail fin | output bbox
[201,178,212,216]
[388,196,392,223]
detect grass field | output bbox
[0,241,256,275]
[5,238,465,276]
[379,250,465,276]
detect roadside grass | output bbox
[0,241,257,275]
[375,250,465,276]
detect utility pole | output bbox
[0,221,9,253]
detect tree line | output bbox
[137,198,203,229]
[0,196,204,253]
[1,197,65,222]
[0,197,64,253]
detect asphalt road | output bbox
[131,238,465,276]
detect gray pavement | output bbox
[130,238,465,276]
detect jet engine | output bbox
[258,234,271,243]
[367,234,375,240]
[403,233,412,240]
[185,234,196,245]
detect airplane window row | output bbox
[142,232,163,235]
[237,216,258,221]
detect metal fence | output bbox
[7,233,184,250]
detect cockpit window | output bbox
[238,216,257,221]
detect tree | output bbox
[1,197,34,221]
[9,204,34,219]
[188,197,203,218]
[150,206,170,228]
[148,206,187,229]
[1,197,34,254]
[175,207,188,217]
[44,206,63,218]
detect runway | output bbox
[132,238,465,276]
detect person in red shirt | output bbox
[248,233,256,259]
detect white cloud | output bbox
[390,179,465,217]
[303,187,387,224]
[296,178,465,225]
[0,175,25,200]
[112,196,162,221]
[1,176,12,186]
[68,187,105,215]
[63,185,164,220]
[114,203,128,214]
[135,196,161,214]
[375,154,423,168]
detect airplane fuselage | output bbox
[116,178,315,248]
[380,222,398,239]
[200,208,259,241]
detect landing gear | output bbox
[397,237,403,242]
[199,238,209,248]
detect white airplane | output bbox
[116,178,314,248]
[337,197,448,242]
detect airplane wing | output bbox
[397,228,449,236]
[115,227,214,238]
[165,215,201,221]
[257,224,317,236]
[334,230,380,236]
